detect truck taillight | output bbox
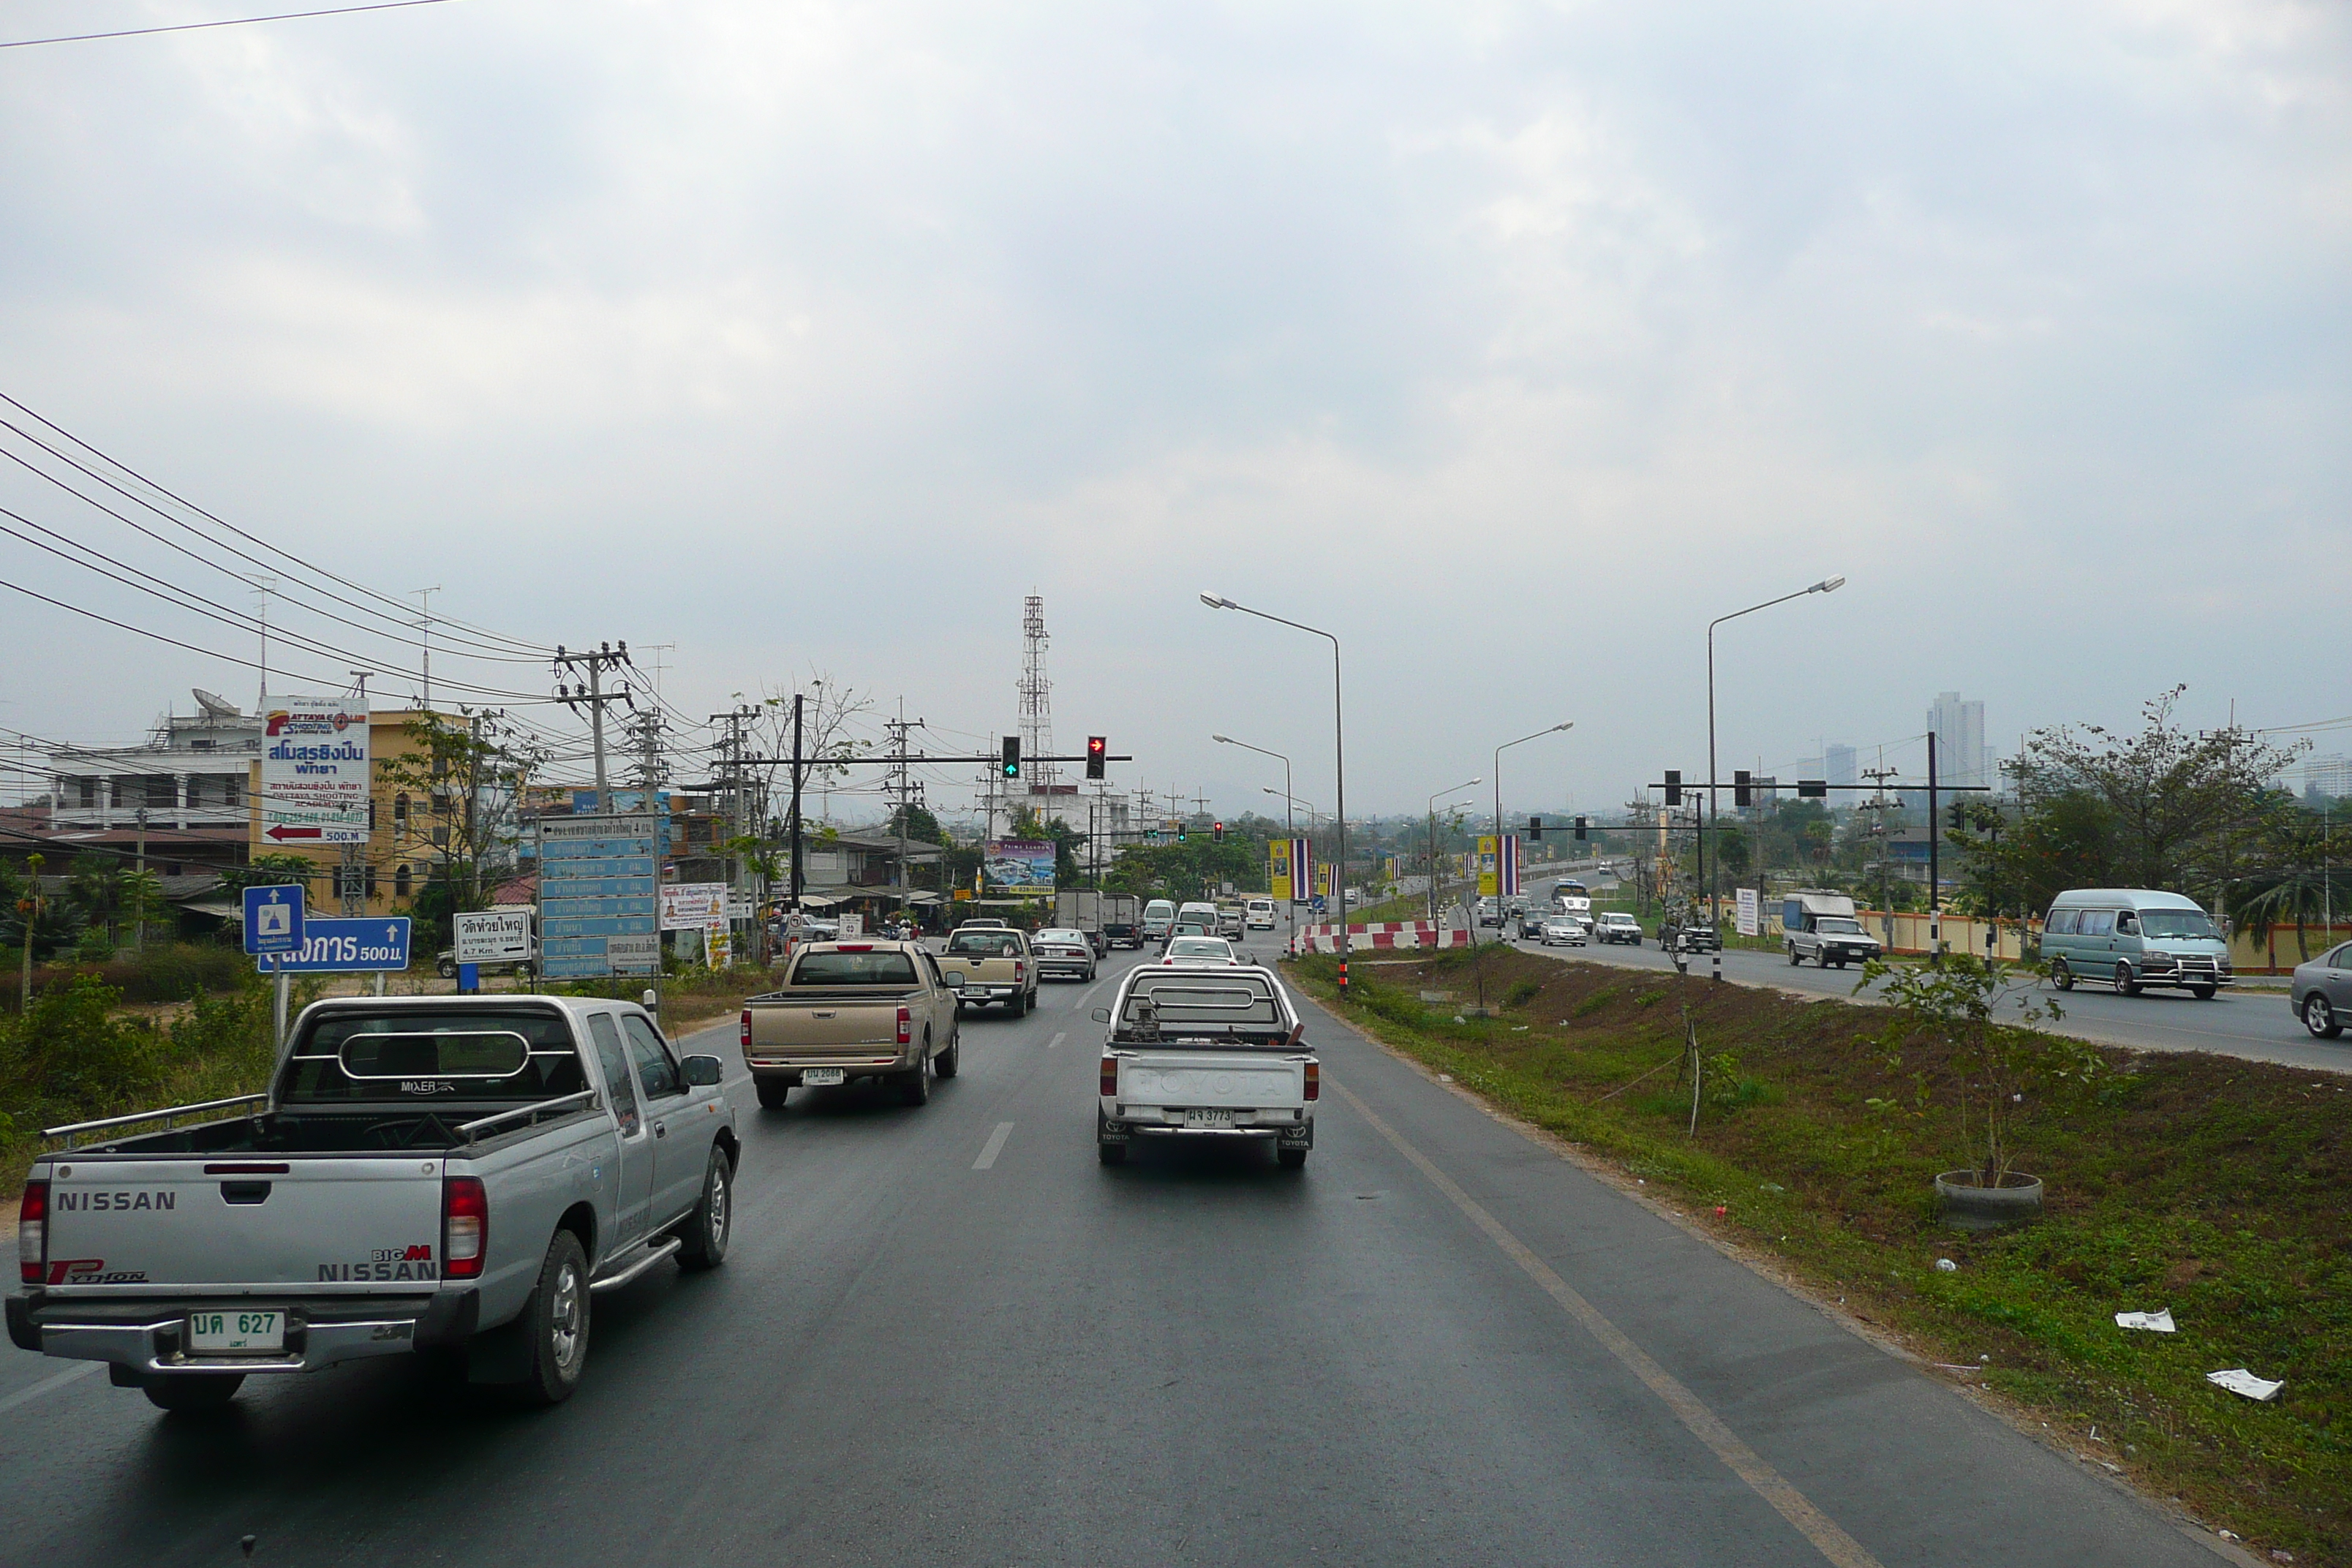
[897,1006,912,1046]
[18,1179,47,1286]
[739,1009,752,1051]
[442,1176,488,1279]
[1303,1060,1319,1101]
[1100,1055,1119,1098]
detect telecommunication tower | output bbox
[1019,593,1058,799]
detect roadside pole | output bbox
[272,965,290,1051]
[1927,731,1941,966]
[133,808,147,952]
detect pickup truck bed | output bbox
[10,995,739,1413]
[1093,965,1316,1170]
[742,941,962,1110]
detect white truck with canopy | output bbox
[10,995,738,1412]
[1090,965,1317,1170]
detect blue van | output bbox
[2039,889,2231,998]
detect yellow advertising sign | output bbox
[1269,841,1293,902]
[1477,835,1500,897]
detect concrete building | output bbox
[36,690,260,876]
[1928,692,1997,791]
[1825,743,1857,790]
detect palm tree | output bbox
[2228,809,2335,965]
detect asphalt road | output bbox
[1511,876,2350,1076]
[0,945,2241,1567]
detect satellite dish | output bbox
[193,688,241,719]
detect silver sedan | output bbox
[2291,940,2352,1038]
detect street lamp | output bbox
[1202,592,1352,992]
[1427,778,1482,924]
[1214,735,1292,837]
[1704,576,1844,982]
[1493,723,1572,922]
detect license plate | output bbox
[1183,1108,1235,1127]
[187,1309,284,1354]
[802,1068,846,1087]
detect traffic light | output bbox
[1734,769,1752,808]
[1176,821,1188,843]
[1001,737,1020,778]
[1085,736,1107,780]
[1575,815,1589,841]
[1798,780,1828,799]
[1213,821,1224,843]
[1526,815,1542,841]
[1664,770,1681,805]
[1948,800,1967,830]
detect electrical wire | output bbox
[0,1,464,54]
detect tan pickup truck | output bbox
[741,941,962,1110]
[941,924,1038,1017]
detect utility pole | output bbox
[1927,731,1942,965]
[413,587,441,710]
[1863,761,1899,945]
[884,709,922,929]
[554,643,633,813]
[132,807,148,951]
[20,851,43,1009]
[346,670,372,916]
[789,692,805,913]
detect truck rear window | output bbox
[282,1008,587,1104]
[947,932,1022,957]
[1115,973,1290,1041]
[791,951,920,985]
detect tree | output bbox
[378,710,538,922]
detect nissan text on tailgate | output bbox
[1091,965,1317,1169]
[740,941,963,1110]
[10,996,738,1411]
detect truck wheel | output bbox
[1097,1140,1126,1166]
[755,1078,789,1110]
[515,1230,590,1406]
[1277,1148,1308,1171]
[900,1052,932,1107]
[2190,984,2217,1001]
[1787,945,1801,966]
[2051,959,2074,991]
[142,1372,244,1412]
[675,1147,733,1272]
[2114,962,2139,996]
[935,1028,961,1079]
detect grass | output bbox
[1286,945,2350,1565]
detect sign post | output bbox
[243,883,306,1049]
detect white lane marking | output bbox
[0,1360,101,1416]
[1074,979,1105,1010]
[973,1121,1015,1170]
[1047,1031,1066,1051]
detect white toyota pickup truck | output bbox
[10,995,738,1412]
[1091,965,1317,1169]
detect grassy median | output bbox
[1287,946,2349,1566]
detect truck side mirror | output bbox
[681,1054,723,1087]
[1090,1008,1111,1023]
[943,971,965,989]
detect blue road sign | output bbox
[537,813,661,977]
[242,883,307,956]
[257,917,412,974]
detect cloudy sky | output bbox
[3,0,2346,822]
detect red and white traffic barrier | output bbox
[1289,921,1471,954]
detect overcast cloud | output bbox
[2,0,2346,819]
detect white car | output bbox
[1161,935,1240,966]
[1031,927,1098,981]
[1539,916,1588,947]
[1594,911,1642,946]
[1245,898,1277,930]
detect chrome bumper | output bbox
[8,1290,478,1375]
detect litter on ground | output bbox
[2206,1368,2283,1402]
[2114,1308,2176,1333]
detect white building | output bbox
[2306,755,2352,801]
[1825,743,1857,790]
[48,690,260,833]
[1928,692,1997,791]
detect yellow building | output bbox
[245,708,451,920]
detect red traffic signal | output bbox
[1085,735,1107,780]
[1213,821,1225,843]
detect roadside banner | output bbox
[1736,887,1760,938]
[1501,834,1520,897]
[660,882,729,932]
[1270,838,1311,902]
[984,839,1055,893]
[260,697,369,845]
[1477,836,1499,897]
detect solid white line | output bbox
[972,1121,1014,1170]
[1047,1031,1066,1051]
[0,1360,102,1416]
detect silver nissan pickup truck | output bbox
[10,994,738,1412]
[1092,965,1317,1169]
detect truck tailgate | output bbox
[41,1157,447,1295]
[1117,1051,1305,1109]
[750,995,908,1053]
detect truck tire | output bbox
[142,1372,244,1412]
[755,1078,789,1110]
[674,1147,733,1272]
[2114,962,2140,996]
[514,1230,591,1406]
[2051,959,2074,991]
[1097,1140,1126,1166]
[1787,944,1801,966]
[900,1052,932,1107]
[935,1028,961,1079]
[1277,1147,1308,1171]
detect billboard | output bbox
[1476,834,1521,897]
[261,698,369,845]
[984,839,1055,893]
[1736,887,1761,938]
[660,882,729,932]
[1269,837,1311,902]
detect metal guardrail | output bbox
[456,1090,599,1147]
[44,1093,271,1150]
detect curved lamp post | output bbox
[1202,593,1351,992]
[1493,723,1572,923]
[1426,778,1482,923]
[1214,735,1292,838]
[1705,576,1844,982]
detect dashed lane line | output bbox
[972,1122,1015,1170]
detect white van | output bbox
[2040,889,2231,998]
[1142,900,1177,942]
[1245,898,1277,930]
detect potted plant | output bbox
[1858,954,2100,1230]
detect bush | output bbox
[0,976,165,1135]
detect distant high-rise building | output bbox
[1825,743,1857,790]
[1928,692,1992,789]
[2307,755,2352,801]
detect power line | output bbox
[0,0,464,53]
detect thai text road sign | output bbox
[538,813,661,978]
[261,697,370,845]
[259,918,411,973]
[455,909,535,965]
[242,883,306,956]
[1735,887,1761,938]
